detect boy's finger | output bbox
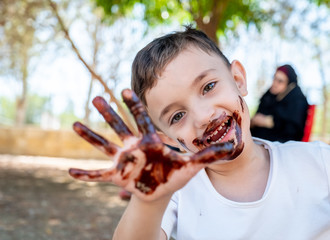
[190,142,234,164]
[68,168,114,182]
[73,122,118,155]
[92,96,133,140]
[121,89,156,136]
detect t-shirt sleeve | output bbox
[161,192,178,240]
[319,141,330,197]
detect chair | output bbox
[302,105,316,142]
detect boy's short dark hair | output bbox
[131,26,231,106]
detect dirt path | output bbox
[0,155,128,240]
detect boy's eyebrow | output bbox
[158,68,216,122]
[191,68,216,87]
[159,103,176,122]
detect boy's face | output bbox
[145,47,249,157]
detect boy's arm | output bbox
[69,89,235,239]
[113,195,170,240]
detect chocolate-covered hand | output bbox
[69,89,233,200]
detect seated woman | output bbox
[251,64,309,142]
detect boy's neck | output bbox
[205,139,270,202]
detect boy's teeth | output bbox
[212,127,221,137]
[207,123,230,144]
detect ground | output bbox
[0,155,128,240]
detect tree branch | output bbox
[47,0,137,135]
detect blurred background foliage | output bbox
[0,0,329,144]
[95,0,269,45]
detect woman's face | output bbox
[270,70,289,95]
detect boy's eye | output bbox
[170,112,185,125]
[203,82,216,95]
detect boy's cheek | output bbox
[157,131,182,150]
[177,137,195,153]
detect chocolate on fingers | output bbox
[69,168,114,182]
[122,89,158,138]
[73,122,118,155]
[92,96,133,140]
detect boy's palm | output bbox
[69,89,233,201]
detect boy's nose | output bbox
[192,105,215,129]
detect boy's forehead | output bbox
[143,47,227,98]
[144,47,232,117]
[156,46,226,79]
[148,46,228,85]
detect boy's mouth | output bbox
[192,112,237,151]
[205,116,232,145]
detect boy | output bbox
[69,27,330,239]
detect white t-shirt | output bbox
[161,139,330,240]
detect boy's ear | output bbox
[156,131,183,152]
[230,60,248,97]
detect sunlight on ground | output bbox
[0,154,114,170]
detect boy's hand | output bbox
[69,89,233,201]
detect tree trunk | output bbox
[194,0,230,48]
[15,49,28,127]
[15,96,26,126]
[197,20,218,45]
